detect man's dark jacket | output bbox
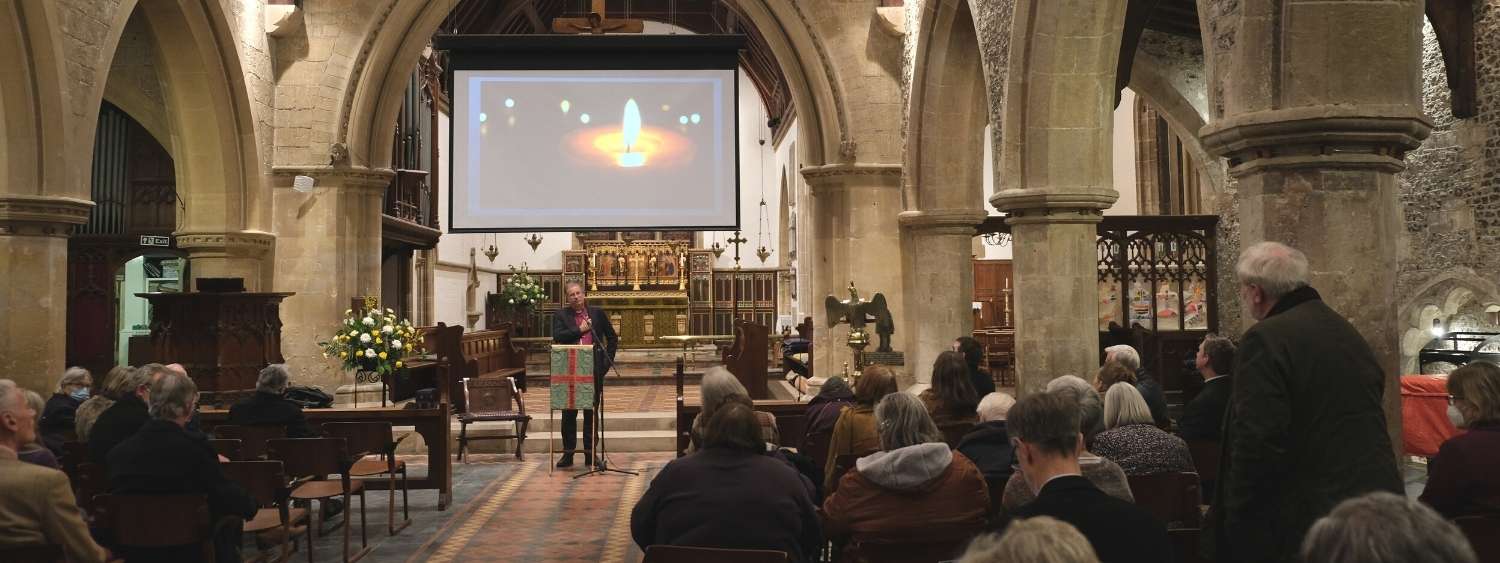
[88,394,150,466]
[228,390,317,438]
[551,305,619,379]
[1205,286,1401,563]
[1178,375,1232,441]
[956,420,1016,512]
[1134,369,1171,428]
[1014,475,1170,563]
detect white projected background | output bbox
[450,69,738,231]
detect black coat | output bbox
[1013,475,1170,563]
[551,305,619,378]
[1134,369,1171,428]
[1178,375,1232,441]
[228,391,317,438]
[1206,287,1401,563]
[39,393,82,454]
[968,366,997,398]
[956,420,1015,513]
[88,394,150,466]
[632,448,822,562]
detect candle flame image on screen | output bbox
[565,98,693,169]
[618,99,644,167]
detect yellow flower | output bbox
[395,360,403,368]
[405,344,413,351]
[378,351,388,360]
[375,337,382,344]
[339,351,348,358]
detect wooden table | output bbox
[199,404,455,510]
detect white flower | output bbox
[382,325,394,334]
[365,349,376,358]
[360,333,372,343]
[349,330,359,337]
[392,339,402,349]
[345,309,353,315]
[508,299,515,304]
[362,317,375,326]
[386,308,394,314]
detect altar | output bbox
[563,239,700,348]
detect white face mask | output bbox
[1448,405,1466,428]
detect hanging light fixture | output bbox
[710,231,725,258]
[524,233,543,251]
[483,232,499,262]
[981,232,1012,247]
[754,136,771,263]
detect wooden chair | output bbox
[457,376,530,461]
[0,544,63,563]
[642,545,788,563]
[1126,472,1203,528]
[1455,514,1500,563]
[94,493,216,562]
[844,526,985,563]
[209,439,243,461]
[72,462,110,522]
[266,437,370,563]
[221,460,309,563]
[215,425,288,461]
[322,422,411,535]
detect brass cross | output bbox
[727,231,749,270]
[552,0,645,34]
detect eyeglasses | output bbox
[1449,395,1464,406]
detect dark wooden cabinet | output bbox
[138,291,294,405]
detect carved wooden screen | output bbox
[1097,220,1216,333]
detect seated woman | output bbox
[1001,377,1133,514]
[824,365,899,491]
[920,351,981,446]
[1092,361,1136,395]
[1091,383,1195,476]
[1421,361,1500,518]
[690,367,778,450]
[21,390,61,468]
[800,376,854,473]
[632,401,822,562]
[39,366,91,454]
[822,392,989,552]
[73,365,134,442]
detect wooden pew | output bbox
[420,323,527,413]
[674,358,808,457]
[722,319,770,400]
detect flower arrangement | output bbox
[319,306,424,376]
[498,263,548,313]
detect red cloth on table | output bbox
[1401,374,1460,457]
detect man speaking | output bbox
[552,282,618,468]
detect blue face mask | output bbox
[69,388,90,402]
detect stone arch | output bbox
[1398,271,1500,373]
[0,1,71,202]
[1126,53,1225,195]
[342,0,459,170]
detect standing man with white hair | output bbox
[1205,241,1401,563]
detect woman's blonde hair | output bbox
[958,516,1100,563]
[1102,382,1154,429]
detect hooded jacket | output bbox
[821,442,989,541]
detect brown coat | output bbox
[821,445,989,542]
[823,406,881,491]
[0,448,108,563]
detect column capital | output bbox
[271,165,396,191]
[0,195,94,237]
[988,189,1115,225]
[174,230,277,256]
[898,208,989,234]
[1201,106,1432,176]
[801,163,902,191]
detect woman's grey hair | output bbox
[958,516,1100,563]
[147,371,199,421]
[0,379,19,418]
[1237,241,1310,299]
[1046,376,1105,442]
[257,364,292,394]
[874,392,942,451]
[23,389,46,425]
[1301,492,1477,563]
[977,392,1016,422]
[118,363,167,397]
[700,367,749,414]
[1103,345,1141,371]
[1103,382,1154,429]
[58,367,92,392]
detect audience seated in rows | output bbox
[39,366,91,454]
[800,376,853,471]
[20,390,60,469]
[74,365,134,442]
[954,336,997,397]
[88,363,170,465]
[920,351,980,446]
[1103,345,1169,428]
[824,365,898,491]
[1421,360,1500,518]
[958,516,1100,563]
[228,363,316,438]
[1002,377,1132,513]
[821,392,989,553]
[691,367,779,451]
[1177,334,1235,441]
[108,370,256,563]
[0,379,109,563]
[632,401,822,562]
[957,392,1017,510]
[1303,492,1477,563]
[1091,383,1194,476]
[1006,390,1170,563]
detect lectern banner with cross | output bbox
[549,345,596,410]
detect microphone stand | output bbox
[574,336,637,479]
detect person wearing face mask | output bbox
[1006,391,1168,563]
[39,366,92,455]
[1420,361,1500,519]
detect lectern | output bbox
[138,290,295,405]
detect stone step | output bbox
[389,414,680,455]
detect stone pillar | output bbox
[174,231,275,291]
[270,166,389,392]
[0,196,92,392]
[899,209,988,386]
[1200,0,1430,455]
[801,164,907,386]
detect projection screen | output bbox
[439,35,745,233]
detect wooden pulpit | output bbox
[722,319,770,400]
[138,291,295,405]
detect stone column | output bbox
[270,166,390,393]
[174,231,275,291]
[1200,0,1430,455]
[899,209,988,386]
[0,196,92,392]
[801,164,907,386]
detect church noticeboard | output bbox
[549,345,595,410]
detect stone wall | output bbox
[103,13,168,144]
[1195,0,1246,336]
